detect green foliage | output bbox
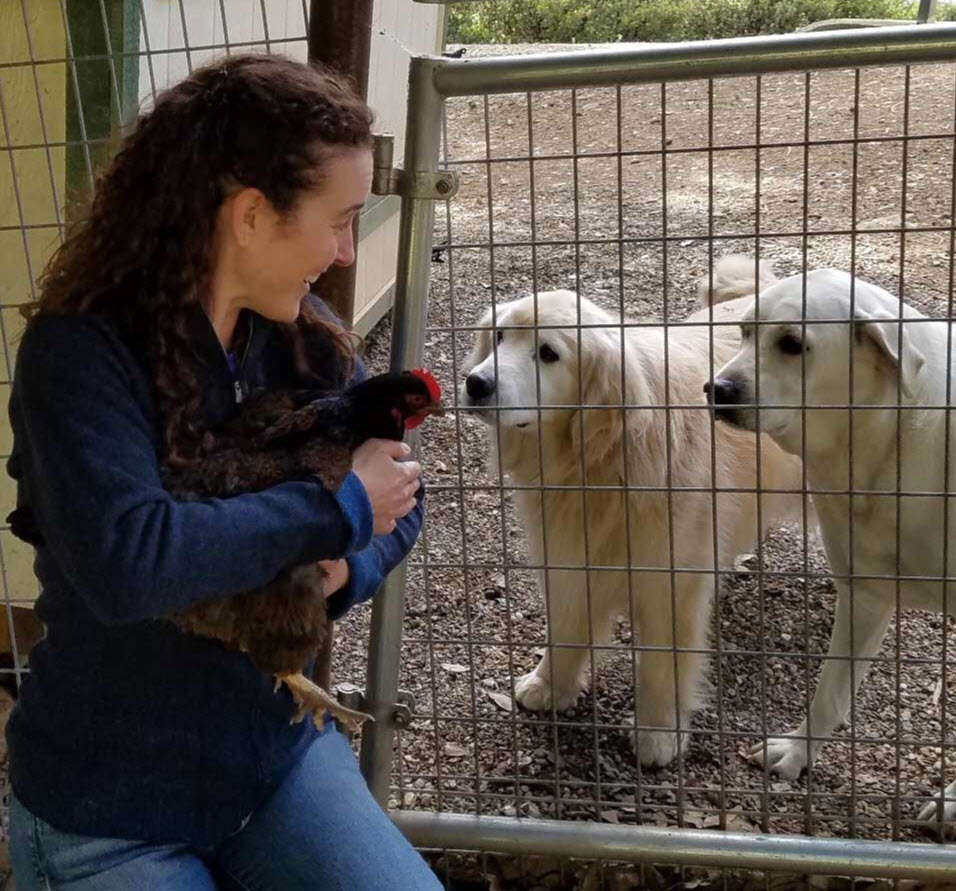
[447,0,927,44]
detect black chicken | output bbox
[9,369,443,734]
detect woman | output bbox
[6,54,441,890]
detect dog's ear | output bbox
[570,327,649,472]
[464,307,497,374]
[853,308,925,398]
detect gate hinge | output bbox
[372,134,458,200]
[335,682,417,729]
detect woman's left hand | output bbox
[317,559,349,596]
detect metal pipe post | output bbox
[359,55,447,805]
[918,0,938,24]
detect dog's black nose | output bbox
[704,377,739,405]
[466,373,495,400]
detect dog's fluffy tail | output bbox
[697,254,777,306]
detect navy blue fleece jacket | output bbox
[5,299,423,846]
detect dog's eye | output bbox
[777,333,804,355]
[538,343,559,363]
[496,330,504,344]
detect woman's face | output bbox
[225,147,374,324]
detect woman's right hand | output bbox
[351,439,421,535]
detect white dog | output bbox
[461,283,803,766]
[707,255,956,833]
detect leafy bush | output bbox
[447,0,927,44]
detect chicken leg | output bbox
[277,672,372,735]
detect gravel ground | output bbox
[330,45,956,888]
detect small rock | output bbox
[734,553,758,573]
[488,691,514,712]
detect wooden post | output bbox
[308,0,374,327]
[64,0,140,218]
[307,0,375,693]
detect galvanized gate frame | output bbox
[361,23,956,880]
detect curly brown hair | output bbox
[29,53,373,465]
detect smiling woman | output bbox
[4,53,440,891]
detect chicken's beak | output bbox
[405,401,445,430]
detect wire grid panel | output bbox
[397,50,956,848]
[0,0,308,685]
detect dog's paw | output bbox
[748,734,811,780]
[514,671,581,713]
[917,782,956,840]
[634,728,679,768]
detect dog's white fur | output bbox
[710,255,956,833]
[461,284,804,767]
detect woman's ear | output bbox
[227,187,272,248]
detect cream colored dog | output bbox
[707,254,956,834]
[461,279,803,767]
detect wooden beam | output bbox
[308,0,374,327]
[307,0,375,694]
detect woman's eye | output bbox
[777,333,804,355]
[538,343,559,363]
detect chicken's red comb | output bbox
[411,368,442,403]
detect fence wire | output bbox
[387,30,956,880]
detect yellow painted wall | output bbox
[0,0,66,605]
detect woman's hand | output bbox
[351,439,421,535]
[317,559,349,596]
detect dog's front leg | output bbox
[514,568,608,713]
[918,777,956,839]
[750,584,893,780]
[633,571,713,768]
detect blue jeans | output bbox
[9,725,442,890]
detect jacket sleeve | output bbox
[323,346,426,620]
[10,315,374,625]
[326,487,424,620]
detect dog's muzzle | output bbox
[465,372,495,402]
[462,371,497,423]
[704,376,745,425]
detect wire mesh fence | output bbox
[366,27,956,880]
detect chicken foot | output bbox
[276,672,372,735]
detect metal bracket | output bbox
[393,690,416,729]
[372,134,459,200]
[335,683,417,729]
[335,681,366,713]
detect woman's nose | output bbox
[333,227,356,267]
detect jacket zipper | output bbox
[233,316,255,405]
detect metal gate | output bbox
[364,23,956,884]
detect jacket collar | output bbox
[186,303,274,371]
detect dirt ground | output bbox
[330,45,956,888]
